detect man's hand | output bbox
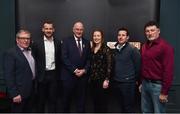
[13,95,22,103]
[74,69,86,77]
[139,84,142,93]
[159,94,168,103]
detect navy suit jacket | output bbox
[32,37,61,82]
[3,46,34,99]
[61,36,91,81]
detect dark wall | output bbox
[0,0,15,93]
[160,0,180,84]
[160,0,180,112]
[0,0,180,112]
[16,0,159,43]
[0,0,15,111]
[0,0,15,50]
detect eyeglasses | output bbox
[18,37,31,40]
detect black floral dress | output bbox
[90,44,112,82]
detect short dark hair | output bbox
[42,20,54,27]
[144,21,159,30]
[117,27,129,36]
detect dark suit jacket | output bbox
[3,46,34,99]
[32,37,61,82]
[61,36,91,81]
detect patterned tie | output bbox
[77,39,82,56]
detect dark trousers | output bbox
[37,70,58,112]
[62,77,88,112]
[112,81,136,113]
[90,80,108,113]
[11,81,36,112]
[11,96,34,112]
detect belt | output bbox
[144,79,162,84]
[45,70,56,73]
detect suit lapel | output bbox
[54,38,59,59]
[81,38,87,57]
[39,39,46,62]
[16,46,32,72]
[36,39,46,72]
[71,37,80,54]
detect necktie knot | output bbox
[23,47,31,52]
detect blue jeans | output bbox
[141,80,166,113]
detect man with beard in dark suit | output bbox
[32,20,61,112]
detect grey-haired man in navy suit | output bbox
[3,30,36,112]
[61,21,91,112]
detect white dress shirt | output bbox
[18,45,35,79]
[44,36,55,70]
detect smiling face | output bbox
[93,31,103,45]
[145,25,160,41]
[42,23,55,39]
[73,22,84,38]
[117,30,129,45]
[16,30,31,49]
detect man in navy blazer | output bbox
[61,21,91,112]
[3,30,36,112]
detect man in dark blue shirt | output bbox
[111,27,141,113]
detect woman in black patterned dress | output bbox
[90,29,112,112]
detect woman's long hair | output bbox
[91,29,105,52]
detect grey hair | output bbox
[16,29,31,38]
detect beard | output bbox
[44,33,53,39]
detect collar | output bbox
[147,37,160,45]
[17,45,24,51]
[44,36,54,41]
[115,42,126,50]
[17,45,31,51]
[74,35,82,41]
